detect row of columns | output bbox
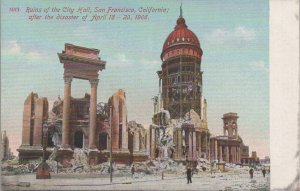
[196,132,209,158]
[187,129,196,161]
[62,76,99,150]
[215,144,241,164]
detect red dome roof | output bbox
[162,17,201,56]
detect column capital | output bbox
[89,79,99,88]
[64,76,73,84]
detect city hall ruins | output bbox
[18,12,259,166]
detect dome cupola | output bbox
[161,6,202,61]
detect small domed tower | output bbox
[222,112,239,137]
[157,7,203,119]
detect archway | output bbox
[74,131,84,148]
[99,133,108,150]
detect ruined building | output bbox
[210,112,257,165]
[150,9,210,162]
[18,93,49,160]
[1,131,13,161]
[127,121,148,162]
[18,44,148,164]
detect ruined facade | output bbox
[98,89,132,163]
[127,121,148,162]
[18,93,49,161]
[18,44,149,164]
[210,113,244,164]
[1,131,13,161]
[150,11,210,162]
[241,150,260,165]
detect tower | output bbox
[158,7,203,119]
[222,112,239,137]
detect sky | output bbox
[1,0,269,158]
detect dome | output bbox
[161,17,202,60]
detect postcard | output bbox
[1,0,299,191]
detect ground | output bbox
[1,168,270,191]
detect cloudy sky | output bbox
[1,0,269,158]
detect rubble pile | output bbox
[73,148,88,167]
[196,158,211,172]
[132,162,152,175]
[1,164,31,175]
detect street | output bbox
[1,169,270,191]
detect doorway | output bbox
[74,131,84,148]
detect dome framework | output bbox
[158,12,203,119]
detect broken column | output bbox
[21,93,38,147]
[33,97,48,147]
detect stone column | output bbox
[89,79,99,150]
[214,139,218,161]
[62,76,72,148]
[236,147,238,163]
[239,147,241,163]
[192,131,196,160]
[188,130,192,160]
[219,146,223,161]
[235,146,237,163]
[178,129,182,160]
[232,146,236,163]
[146,129,150,155]
[150,127,156,159]
[237,146,240,163]
[207,135,210,161]
[225,146,229,163]
[229,146,233,163]
[199,133,202,155]
[206,134,210,158]
[235,147,237,163]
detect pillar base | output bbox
[36,162,51,179]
